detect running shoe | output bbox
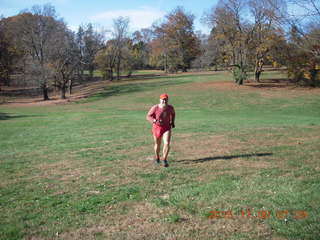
[164,160,169,167]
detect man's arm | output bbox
[146,105,157,124]
[171,106,176,128]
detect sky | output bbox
[0,0,217,35]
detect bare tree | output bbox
[274,0,320,86]
[16,4,61,100]
[75,26,85,82]
[203,0,288,83]
[82,23,105,80]
[50,22,78,99]
[0,17,18,87]
[287,0,320,58]
[248,0,284,81]
[204,0,251,84]
[95,17,130,81]
[112,17,130,80]
[95,39,118,80]
[132,28,154,69]
[191,32,220,70]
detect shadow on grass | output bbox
[82,79,191,102]
[247,78,293,88]
[177,152,273,164]
[0,112,38,121]
[112,73,200,84]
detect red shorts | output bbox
[152,124,171,139]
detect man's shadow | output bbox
[176,153,273,164]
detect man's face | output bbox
[160,98,168,105]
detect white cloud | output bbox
[67,24,79,32]
[90,6,165,30]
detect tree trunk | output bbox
[182,66,187,72]
[42,83,49,100]
[89,65,94,80]
[116,58,120,80]
[109,69,113,81]
[69,79,73,95]
[309,69,318,87]
[61,84,66,99]
[164,54,168,73]
[77,67,84,82]
[255,71,261,82]
[254,59,263,82]
[5,70,10,86]
[236,77,244,85]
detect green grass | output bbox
[1,71,320,239]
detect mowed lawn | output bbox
[0,71,320,240]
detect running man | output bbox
[146,94,175,167]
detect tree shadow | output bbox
[114,72,200,83]
[89,79,190,100]
[124,73,163,81]
[247,78,293,89]
[0,87,46,97]
[0,112,38,121]
[176,153,273,164]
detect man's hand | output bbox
[171,123,175,128]
[153,119,163,125]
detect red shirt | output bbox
[147,104,175,128]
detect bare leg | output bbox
[153,135,161,160]
[162,130,171,161]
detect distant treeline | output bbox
[0,0,319,100]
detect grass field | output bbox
[1,71,320,240]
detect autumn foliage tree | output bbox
[204,0,252,84]
[0,17,21,87]
[153,7,201,73]
[282,0,320,86]
[204,0,286,84]
[95,40,118,80]
[81,23,105,80]
[1,4,90,99]
[10,4,63,100]
[248,0,285,82]
[49,23,78,99]
[95,17,136,80]
[286,25,320,86]
[132,29,153,69]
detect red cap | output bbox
[160,93,169,100]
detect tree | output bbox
[203,0,287,84]
[248,0,285,81]
[95,17,132,81]
[191,32,223,70]
[82,23,105,80]
[153,7,201,73]
[204,0,251,84]
[95,39,118,80]
[14,4,62,100]
[286,24,320,86]
[132,29,153,69]
[95,38,137,80]
[112,17,130,80]
[0,17,21,87]
[149,37,166,70]
[75,26,85,82]
[50,23,78,99]
[279,0,320,86]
